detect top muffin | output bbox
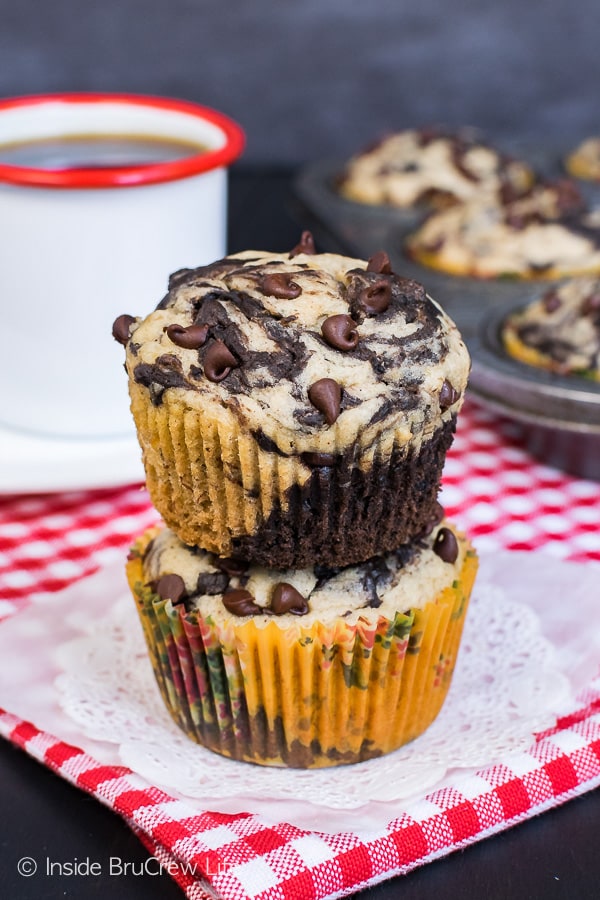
[337,128,534,209]
[118,238,470,567]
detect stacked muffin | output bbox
[113,234,477,768]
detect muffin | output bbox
[502,277,600,380]
[405,179,600,280]
[337,127,534,209]
[126,517,478,768]
[114,239,470,568]
[565,137,600,182]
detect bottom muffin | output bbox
[126,519,478,768]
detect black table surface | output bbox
[1,167,599,900]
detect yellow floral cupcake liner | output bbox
[127,528,478,768]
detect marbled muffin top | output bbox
[139,516,468,629]
[338,128,533,209]
[502,277,600,380]
[119,239,470,458]
[406,180,600,279]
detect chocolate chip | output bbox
[215,557,249,577]
[366,250,393,274]
[321,314,359,351]
[203,340,239,382]
[112,314,136,346]
[222,588,262,616]
[308,378,342,425]
[165,323,209,349]
[259,272,302,299]
[433,527,459,564]
[439,379,460,410]
[289,231,316,258]
[270,582,309,616]
[416,501,445,539]
[153,574,187,605]
[358,278,392,315]
[431,500,445,527]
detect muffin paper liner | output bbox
[128,383,456,569]
[126,529,478,768]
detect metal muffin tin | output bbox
[293,158,600,479]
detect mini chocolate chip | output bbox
[308,378,342,425]
[358,278,392,315]
[203,340,239,382]
[439,379,460,410]
[154,574,187,605]
[433,527,459,564]
[222,588,262,616]
[271,582,309,616]
[259,272,302,299]
[215,557,249,577]
[112,314,136,346]
[416,501,446,539]
[165,323,209,349]
[366,250,392,274]
[321,314,360,351]
[432,500,445,526]
[289,231,316,257]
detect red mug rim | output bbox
[0,92,245,188]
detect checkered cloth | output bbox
[1,398,600,900]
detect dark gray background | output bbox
[1,0,598,164]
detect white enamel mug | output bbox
[0,93,244,438]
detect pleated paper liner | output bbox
[128,381,456,569]
[126,528,478,769]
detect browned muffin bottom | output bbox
[229,417,456,568]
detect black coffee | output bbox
[0,134,208,170]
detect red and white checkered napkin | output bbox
[1,398,600,900]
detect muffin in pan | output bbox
[405,179,600,280]
[114,238,470,568]
[502,276,600,380]
[565,137,600,183]
[337,127,534,210]
[127,517,478,768]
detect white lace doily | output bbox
[54,566,574,811]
